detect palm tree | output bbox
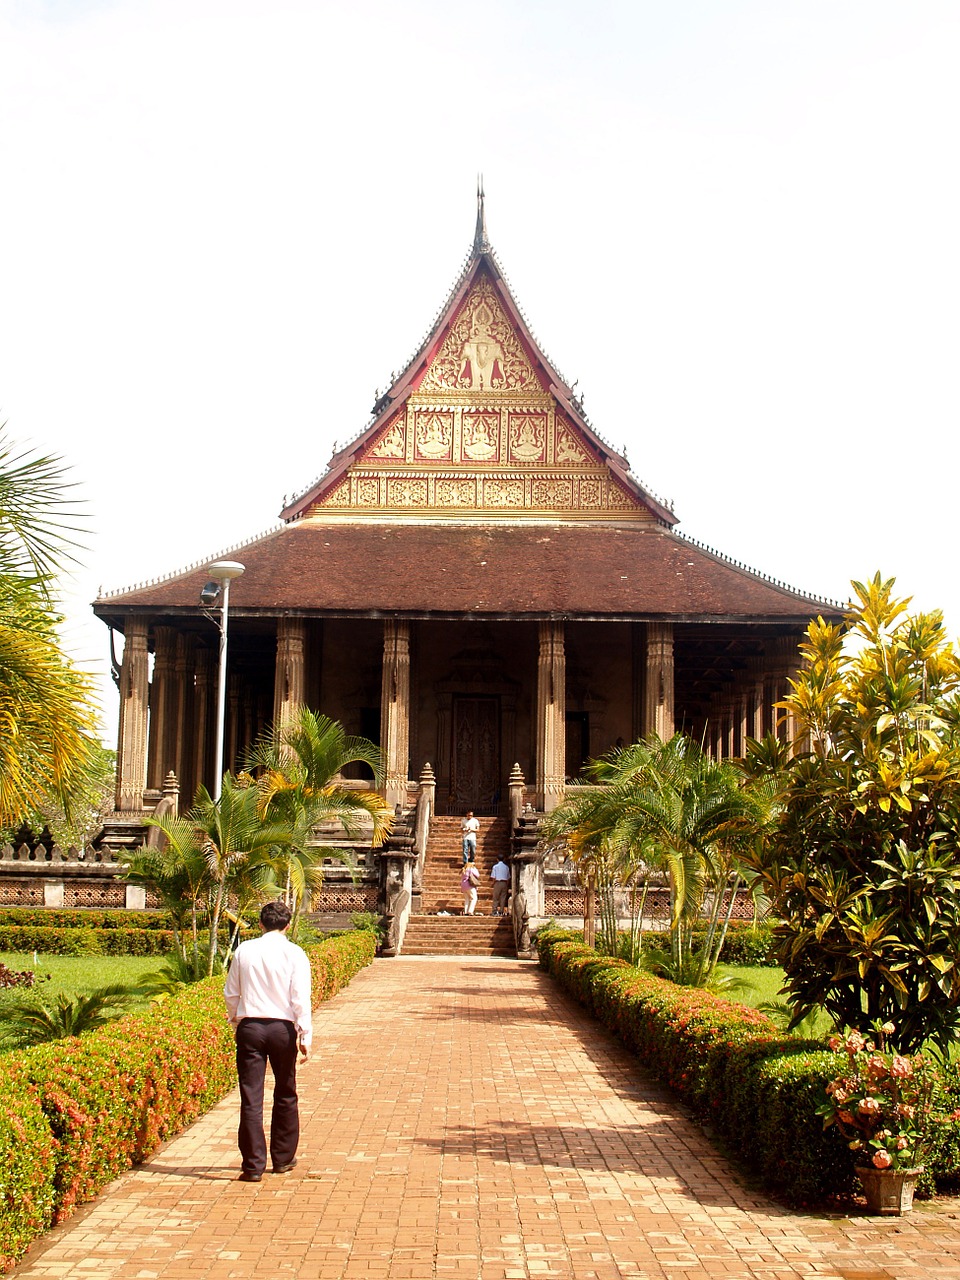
[142,776,292,977]
[542,735,770,983]
[0,427,98,829]
[0,984,139,1047]
[244,709,394,928]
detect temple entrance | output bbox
[450,695,501,814]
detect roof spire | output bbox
[473,174,491,254]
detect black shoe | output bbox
[237,1170,262,1183]
[272,1158,298,1174]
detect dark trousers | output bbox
[235,1018,300,1174]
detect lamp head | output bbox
[200,581,222,607]
[207,560,246,582]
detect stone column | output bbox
[748,659,766,741]
[642,622,675,741]
[147,626,177,790]
[193,647,214,797]
[116,618,150,812]
[174,633,195,800]
[273,617,306,733]
[770,635,804,748]
[536,621,566,812]
[381,620,411,810]
[226,673,241,777]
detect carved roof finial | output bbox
[473,174,491,255]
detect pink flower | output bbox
[858,1097,881,1116]
[881,1022,896,1036]
[866,1055,888,1079]
[896,1137,909,1150]
[828,1035,844,1051]
[872,1150,893,1169]
[889,1055,913,1079]
[846,1032,868,1053]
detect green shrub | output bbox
[0,1059,57,1268]
[0,909,173,931]
[0,929,374,1271]
[0,927,104,956]
[538,927,960,1204]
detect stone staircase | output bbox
[402,816,514,957]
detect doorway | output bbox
[450,695,501,813]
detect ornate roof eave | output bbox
[280,231,678,527]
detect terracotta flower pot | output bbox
[857,1166,922,1216]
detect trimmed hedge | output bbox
[0,925,176,956]
[0,909,173,930]
[537,928,938,1205]
[0,929,375,1272]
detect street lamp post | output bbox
[201,560,245,801]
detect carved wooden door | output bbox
[451,696,501,812]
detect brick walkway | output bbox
[14,959,960,1280]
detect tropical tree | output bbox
[743,574,960,1053]
[0,427,100,828]
[0,983,139,1047]
[244,708,394,928]
[541,735,771,983]
[134,775,292,977]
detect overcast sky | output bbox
[2,1,958,745]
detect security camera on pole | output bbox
[199,560,245,801]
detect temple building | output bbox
[92,199,840,941]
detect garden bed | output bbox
[0,929,375,1272]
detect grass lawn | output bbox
[0,952,168,1012]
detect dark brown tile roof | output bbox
[94,521,842,624]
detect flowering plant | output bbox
[818,1022,936,1171]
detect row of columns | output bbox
[705,636,801,759]
[114,615,799,816]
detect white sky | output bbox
[2,1,959,745]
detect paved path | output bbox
[14,959,960,1280]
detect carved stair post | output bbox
[381,620,411,810]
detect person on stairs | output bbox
[461,811,480,863]
[460,851,481,915]
[490,855,511,916]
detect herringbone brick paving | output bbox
[14,959,960,1279]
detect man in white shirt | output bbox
[461,811,480,863]
[224,900,312,1182]
[490,856,511,915]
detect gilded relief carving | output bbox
[370,419,405,459]
[461,412,500,461]
[387,477,429,506]
[579,476,602,508]
[483,477,525,507]
[414,412,453,460]
[436,477,478,507]
[555,424,590,464]
[419,279,539,393]
[531,477,573,508]
[509,413,546,462]
[357,476,380,506]
[320,479,351,507]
